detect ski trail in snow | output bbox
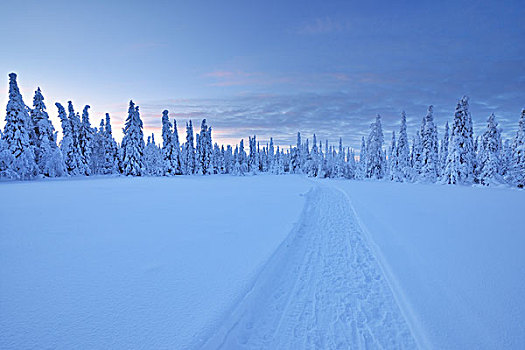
[200,185,417,349]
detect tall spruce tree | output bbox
[182,120,195,174]
[102,113,118,174]
[419,105,439,182]
[366,115,385,179]
[393,111,410,182]
[119,100,145,176]
[197,119,212,175]
[1,73,37,179]
[30,87,65,177]
[78,105,93,175]
[388,131,396,181]
[478,113,503,185]
[443,97,475,184]
[172,119,182,174]
[161,110,177,175]
[144,133,163,176]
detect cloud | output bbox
[136,90,524,151]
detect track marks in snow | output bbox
[200,186,417,349]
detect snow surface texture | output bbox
[0,176,311,349]
[1,175,524,349]
[331,180,525,349]
[199,185,416,349]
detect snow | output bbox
[0,175,311,349]
[330,179,525,349]
[1,175,524,349]
[201,185,415,349]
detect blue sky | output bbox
[1,0,524,148]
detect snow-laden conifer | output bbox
[144,133,163,176]
[182,120,195,174]
[443,97,475,184]
[102,113,119,174]
[119,100,145,176]
[161,110,177,175]
[419,106,439,182]
[78,105,93,175]
[196,119,212,175]
[393,111,410,182]
[478,113,503,185]
[366,115,385,179]
[30,87,65,177]
[387,131,396,181]
[1,73,37,179]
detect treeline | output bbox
[1,73,524,188]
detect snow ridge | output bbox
[199,185,417,349]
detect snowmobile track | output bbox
[200,185,417,349]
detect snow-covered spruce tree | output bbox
[212,143,223,174]
[439,121,449,177]
[334,138,345,178]
[90,119,106,174]
[1,73,37,179]
[172,119,182,174]
[276,146,284,174]
[196,119,212,175]
[290,132,302,174]
[306,134,319,177]
[248,135,257,173]
[387,131,396,181]
[64,101,85,175]
[224,145,233,174]
[393,111,410,182]
[511,109,525,187]
[195,133,201,174]
[443,97,475,185]
[356,137,366,180]
[161,110,177,175]
[144,133,163,176]
[268,137,276,174]
[182,120,195,175]
[238,139,248,174]
[30,87,65,177]
[102,113,119,174]
[316,140,324,178]
[500,139,514,184]
[366,115,385,179]
[478,113,503,186]
[78,105,94,175]
[346,148,356,179]
[302,138,309,171]
[419,105,439,182]
[56,102,77,175]
[119,101,145,176]
[232,144,242,175]
[411,132,422,180]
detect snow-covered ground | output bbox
[330,180,525,349]
[1,175,524,349]
[0,175,311,349]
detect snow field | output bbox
[0,175,312,349]
[331,179,525,349]
[200,185,416,349]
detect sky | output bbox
[1,0,524,149]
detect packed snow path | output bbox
[200,186,417,349]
